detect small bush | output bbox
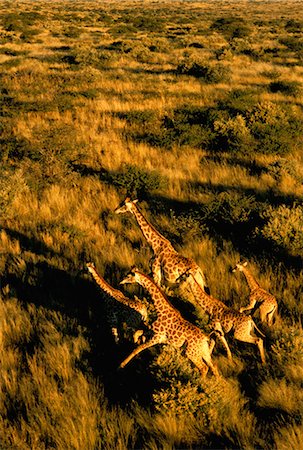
[203,192,258,227]
[261,69,282,80]
[269,80,301,96]
[279,37,303,52]
[63,26,82,38]
[0,169,28,217]
[268,159,303,184]
[218,89,258,116]
[210,17,252,39]
[212,114,253,153]
[285,19,303,33]
[248,102,302,155]
[259,204,303,257]
[101,164,167,197]
[177,60,231,83]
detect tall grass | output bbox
[0,0,303,448]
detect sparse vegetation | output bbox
[1,1,303,449]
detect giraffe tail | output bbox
[252,319,266,338]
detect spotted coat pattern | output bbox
[233,261,278,326]
[115,198,208,292]
[119,268,219,378]
[184,271,266,364]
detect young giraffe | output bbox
[86,262,148,344]
[179,270,266,364]
[232,261,278,326]
[119,268,219,378]
[115,197,209,293]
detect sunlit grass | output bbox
[0,0,303,448]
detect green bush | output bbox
[268,159,303,184]
[210,17,252,39]
[279,37,303,52]
[202,192,258,227]
[259,204,303,257]
[101,164,167,197]
[218,89,258,116]
[248,102,302,155]
[177,61,231,83]
[285,19,303,33]
[212,114,253,153]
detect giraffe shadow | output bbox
[3,248,158,406]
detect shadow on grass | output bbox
[2,233,157,407]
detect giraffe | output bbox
[118,267,219,378]
[86,262,148,344]
[232,261,278,326]
[115,197,209,293]
[179,270,266,364]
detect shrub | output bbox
[202,192,258,228]
[212,114,253,153]
[101,164,167,197]
[248,102,302,155]
[71,45,110,69]
[268,80,301,96]
[0,168,28,217]
[261,69,282,80]
[279,37,303,52]
[218,89,258,116]
[259,204,303,257]
[176,60,231,83]
[285,19,303,33]
[63,26,82,38]
[210,17,252,39]
[268,159,303,184]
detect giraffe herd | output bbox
[86,197,279,379]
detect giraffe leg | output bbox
[234,326,266,364]
[265,305,277,327]
[119,334,165,369]
[186,344,219,378]
[212,321,233,360]
[185,348,209,378]
[209,338,216,354]
[266,305,277,327]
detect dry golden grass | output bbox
[0,0,303,448]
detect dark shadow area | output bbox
[191,179,302,207]
[202,154,269,177]
[1,231,158,407]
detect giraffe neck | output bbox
[135,271,178,315]
[89,266,141,312]
[189,275,224,314]
[240,267,260,292]
[131,204,173,254]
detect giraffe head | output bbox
[232,261,248,272]
[119,267,140,285]
[86,262,96,274]
[115,197,138,214]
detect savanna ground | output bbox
[0,1,303,448]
